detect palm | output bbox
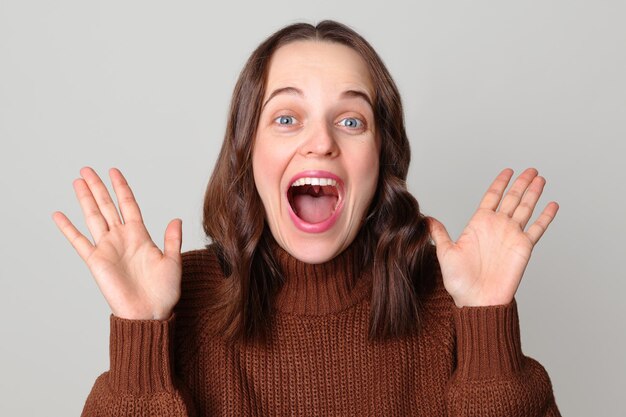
[87,223,181,319]
[53,167,182,320]
[429,168,559,307]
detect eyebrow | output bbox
[262,86,374,110]
[262,87,302,110]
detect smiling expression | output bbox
[252,40,380,264]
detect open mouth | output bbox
[287,175,342,225]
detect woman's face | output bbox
[252,40,380,264]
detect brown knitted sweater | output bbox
[81,242,561,416]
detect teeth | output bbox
[291,177,338,187]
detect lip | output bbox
[286,170,345,233]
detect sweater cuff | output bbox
[108,314,177,394]
[453,299,524,380]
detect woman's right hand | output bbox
[52,167,182,320]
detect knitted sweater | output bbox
[81,242,561,416]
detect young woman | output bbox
[53,20,561,416]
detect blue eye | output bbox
[275,115,297,125]
[338,117,364,129]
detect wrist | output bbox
[452,293,514,308]
[111,306,174,321]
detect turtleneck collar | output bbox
[270,239,372,316]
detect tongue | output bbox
[293,194,337,223]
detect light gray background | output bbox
[1,1,624,415]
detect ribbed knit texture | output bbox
[81,243,561,417]
[108,315,176,394]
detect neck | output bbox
[270,239,372,316]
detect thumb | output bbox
[163,218,183,261]
[426,216,453,252]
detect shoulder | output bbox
[174,244,227,327]
[173,244,227,364]
[181,244,224,278]
[417,244,455,314]
[422,276,455,323]
[179,244,226,299]
[416,247,456,346]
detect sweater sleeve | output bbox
[445,300,561,417]
[80,314,197,417]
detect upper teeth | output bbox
[291,177,338,187]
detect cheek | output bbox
[252,141,268,202]
[252,148,271,207]
[356,144,380,200]
[252,138,290,207]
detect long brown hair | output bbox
[203,20,435,342]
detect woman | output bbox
[53,20,561,416]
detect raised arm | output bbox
[53,167,196,416]
[428,168,561,416]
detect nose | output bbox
[298,120,339,158]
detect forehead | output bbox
[264,40,374,99]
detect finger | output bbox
[80,167,122,227]
[73,178,109,242]
[109,168,144,224]
[163,219,182,262]
[526,202,559,245]
[499,168,539,217]
[477,168,514,211]
[427,216,454,253]
[511,175,546,229]
[52,211,96,262]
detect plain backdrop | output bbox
[1,1,624,415]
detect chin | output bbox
[277,230,353,264]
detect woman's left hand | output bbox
[428,168,559,307]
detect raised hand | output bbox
[52,167,182,320]
[428,168,559,308]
